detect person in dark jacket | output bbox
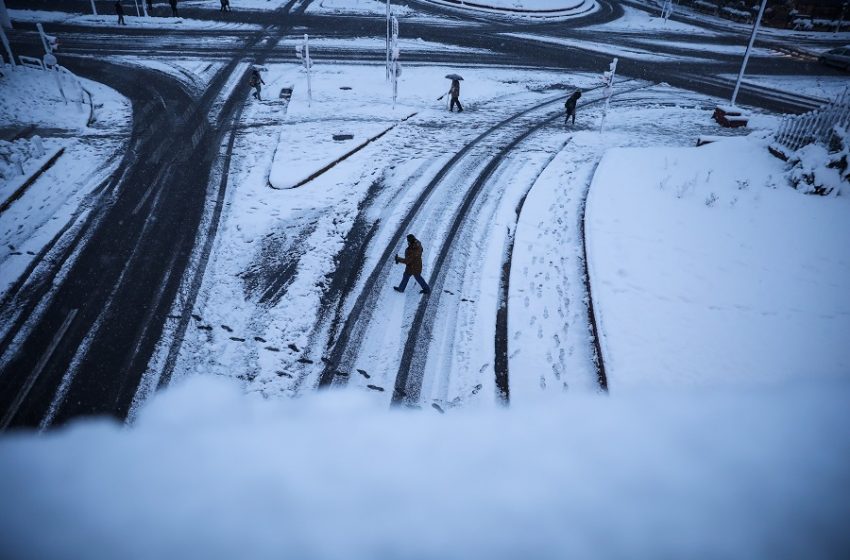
[394,234,431,294]
[565,90,581,126]
[115,1,126,25]
[449,78,463,112]
[249,68,265,100]
[146,0,154,15]
[169,0,178,17]
[220,0,231,12]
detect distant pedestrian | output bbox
[449,78,463,112]
[394,234,431,295]
[115,1,126,25]
[249,68,265,100]
[146,0,153,15]
[169,0,178,17]
[565,90,581,126]
[220,0,231,12]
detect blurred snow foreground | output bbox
[1,374,849,560]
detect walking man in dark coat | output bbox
[115,1,126,25]
[394,234,431,294]
[565,90,581,126]
[169,0,178,17]
[449,78,463,112]
[249,68,265,100]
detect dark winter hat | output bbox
[406,234,416,242]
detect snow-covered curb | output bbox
[0,144,66,213]
[269,113,416,189]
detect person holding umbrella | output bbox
[444,73,463,112]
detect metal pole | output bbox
[0,25,15,69]
[391,15,398,109]
[0,0,12,29]
[90,0,98,16]
[305,33,311,108]
[386,0,390,80]
[731,0,768,107]
[836,3,847,34]
[134,0,141,17]
[36,22,52,54]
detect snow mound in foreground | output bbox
[1,375,848,559]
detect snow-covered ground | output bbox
[155,62,608,406]
[585,134,850,389]
[0,66,131,298]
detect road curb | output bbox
[0,147,66,215]
[579,160,609,393]
[268,112,417,190]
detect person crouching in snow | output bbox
[250,68,265,101]
[564,90,581,126]
[394,234,431,294]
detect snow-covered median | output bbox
[1,373,848,559]
[424,0,597,18]
[585,134,850,389]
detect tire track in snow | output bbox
[394,82,654,407]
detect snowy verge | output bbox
[1,373,848,559]
[585,135,850,389]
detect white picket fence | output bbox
[773,88,850,152]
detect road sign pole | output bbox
[305,34,312,108]
[836,3,847,34]
[391,15,399,108]
[731,0,768,107]
[90,0,98,16]
[0,0,12,29]
[386,0,390,80]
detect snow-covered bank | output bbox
[1,374,848,560]
[585,135,850,389]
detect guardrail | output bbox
[773,87,850,152]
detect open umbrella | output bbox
[445,73,464,81]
